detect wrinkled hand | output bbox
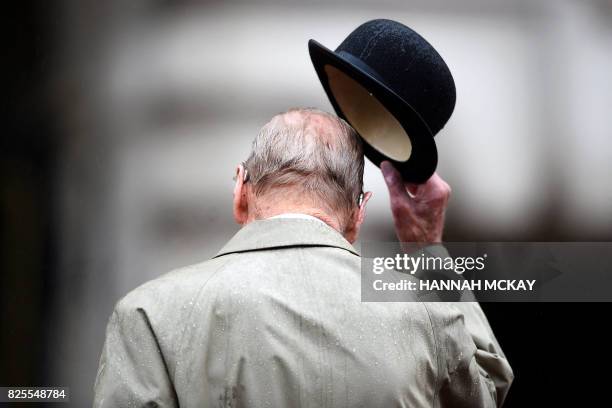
[381,161,451,243]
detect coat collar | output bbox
[214,218,359,258]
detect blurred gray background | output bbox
[3,0,612,406]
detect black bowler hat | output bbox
[309,19,456,183]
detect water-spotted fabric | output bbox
[93,218,513,407]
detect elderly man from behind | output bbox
[94,108,513,407]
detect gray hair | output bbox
[244,107,364,221]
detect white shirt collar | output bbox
[268,213,327,225]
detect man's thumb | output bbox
[381,161,408,199]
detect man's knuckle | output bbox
[430,194,445,205]
[432,185,451,201]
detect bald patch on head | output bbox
[275,108,344,147]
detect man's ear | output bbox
[233,164,249,225]
[344,191,372,243]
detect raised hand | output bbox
[381,161,451,243]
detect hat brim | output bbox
[308,39,437,183]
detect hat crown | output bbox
[336,19,456,136]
